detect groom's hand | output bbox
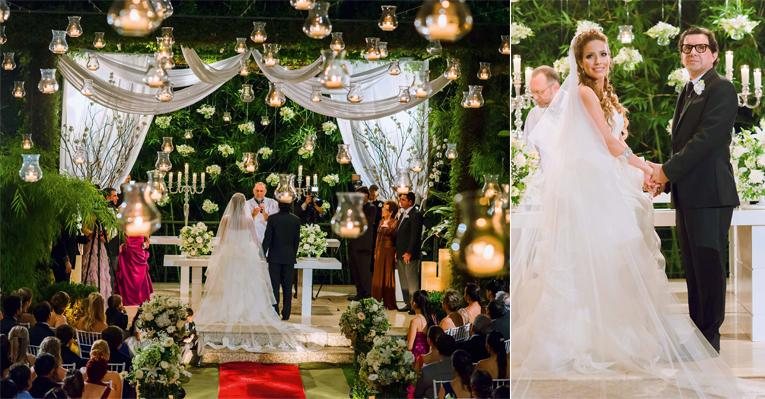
[648,162,669,184]
[403,252,411,264]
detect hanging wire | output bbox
[677,0,682,27]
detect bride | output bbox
[194,193,322,352]
[512,29,745,397]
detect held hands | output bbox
[642,161,668,197]
[403,252,412,264]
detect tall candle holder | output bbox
[511,67,532,139]
[167,164,206,226]
[738,65,762,109]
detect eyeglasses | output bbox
[530,82,555,96]
[681,44,709,54]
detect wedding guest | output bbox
[459,315,491,363]
[49,291,70,328]
[51,227,86,283]
[347,187,377,300]
[368,185,383,252]
[407,290,434,366]
[297,191,326,224]
[414,334,457,399]
[56,325,86,368]
[28,354,59,398]
[82,217,113,300]
[395,192,423,314]
[123,311,141,356]
[1,334,11,378]
[104,188,122,293]
[477,331,508,379]
[246,182,279,244]
[487,299,509,340]
[15,288,36,326]
[8,326,36,366]
[87,340,122,399]
[115,233,153,308]
[439,290,467,331]
[82,357,120,399]
[62,370,85,399]
[1,294,22,334]
[492,385,510,399]
[105,296,128,330]
[0,377,18,398]
[419,325,444,367]
[101,327,131,372]
[462,283,483,325]
[469,370,494,399]
[29,302,55,346]
[371,200,399,310]
[8,362,32,399]
[37,336,68,382]
[523,65,561,149]
[262,201,301,321]
[437,349,474,399]
[75,293,108,333]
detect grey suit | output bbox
[414,357,453,398]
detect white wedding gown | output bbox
[511,34,753,398]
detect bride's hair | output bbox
[574,29,629,134]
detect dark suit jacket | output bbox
[29,322,55,346]
[664,69,740,209]
[61,346,87,368]
[0,317,17,335]
[106,308,128,330]
[262,209,301,265]
[347,202,378,253]
[414,357,453,398]
[460,333,489,363]
[110,345,133,372]
[29,376,59,398]
[51,229,86,282]
[395,206,423,260]
[491,313,510,341]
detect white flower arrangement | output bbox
[297,146,314,159]
[321,201,331,213]
[731,124,765,201]
[322,174,340,186]
[575,20,603,36]
[666,119,673,136]
[339,297,390,349]
[553,57,570,79]
[645,21,680,46]
[238,121,256,135]
[718,14,759,40]
[510,21,534,44]
[266,173,280,186]
[154,115,172,129]
[358,336,417,394]
[257,147,273,159]
[511,137,540,206]
[176,144,195,157]
[135,295,190,344]
[279,106,296,121]
[612,47,643,71]
[196,104,216,119]
[298,223,328,258]
[201,199,219,214]
[179,222,213,257]
[217,144,234,157]
[667,68,690,93]
[205,164,222,177]
[125,336,191,398]
[321,121,338,135]
[155,195,170,207]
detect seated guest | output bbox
[477,331,508,379]
[105,296,128,330]
[123,311,141,356]
[49,292,71,328]
[459,315,491,363]
[419,325,444,367]
[414,334,457,399]
[85,341,122,399]
[462,283,483,326]
[62,369,85,399]
[0,377,18,398]
[9,326,36,366]
[1,294,22,334]
[38,336,68,382]
[82,358,115,399]
[15,288,36,327]
[484,279,508,304]
[439,290,466,331]
[1,334,11,379]
[28,353,59,398]
[437,349,474,399]
[8,362,33,399]
[75,293,108,333]
[487,299,509,340]
[492,385,510,399]
[101,327,131,372]
[55,324,87,368]
[407,290,434,366]
[470,370,494,399]
[29,301,55,346]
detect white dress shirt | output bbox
[245,197,279,243]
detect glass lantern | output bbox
[320,50,350,89]
[38,69,59,94]
[263,43,280,67]
[48,30,68,54]
[73,146,86,165]
[250,21,267,44]
[0,1,8,23]
[92,32,107,51]
[117,182,161,237]
[499,35,510,55]
[242,152,258,173]
[378,42,389,59]
[19,154,42,183]
[146,170,167,202]
[388,60,401,76]
[346,85,362,103]
[311,86,323,103]
[410,158,424,173]
[158,52,174,70]
[274,174,297,203]
[155,83,173,102]
[86,53,100,70]
[397,86,411,103]
[378,5,398,31]
[11,81,25,98]
[222,112,232,123]
[161,136,174,153]
[240,83,255,103]
[107,0,161,37]
[414,0,473,42]
[0,25,6,45]
[239,59,250,76]
[465,85,484,108]
[460,90,469,108]
[234,37,247,54]
[336,144,351,164]
[21,134,33,150]
[363,37,381,61]
[302,133,317,152]
[414,70,431,98]
[394,168,412,194]
[481,174,500,199]
[265,82,286,107]
[66,16,83,37]
[426,40,442,56]
[444,58,460,80]
[184,129,193,139]
[330,192,368,238]
[445,143,458,159]
[477,62,491,80]
[449,191,507,277]
[160,26,174,46]
[154,0,174,20]
[291,0,315,11]
[329,32,345,53]
[80,79,94,97]
[155,151,172,172]
[303,1,332,39]
[260,115,271,126]
[144,60,167,88]
[618,25,634,44]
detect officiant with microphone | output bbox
[246,182,279,243]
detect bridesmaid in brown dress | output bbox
[372,200,399,310]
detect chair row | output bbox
[432,378,510,398]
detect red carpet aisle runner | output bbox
[218,362,306,399]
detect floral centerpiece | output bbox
[613,47,643,72]
[731,123,765,203]
[238,121,255,135]
[135,296,189,344]
[511,138,540,206]
[179,222,213,257]
[205,164,222,178]
[125,335,191,399]
[279,106,296,121]
[717,14,759,40]
[645,21,680,46]
[339,297,390,352]
[358,336,417,398]
[298,224,328,258]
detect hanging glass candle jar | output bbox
[160,26,174,46]
[262,43,280,67]
[73,146,86,165]
[239,59,250,76]
[378,42,389,59]
[147,169,167,202]
[154,0,174,20]
[450,191,507,277]
[242,152,258,173]
[331,192,368,238]
[378,5,397,31]
[19,154,42,183]
[465,85,484,108]
[161,136,174,153]
[414,70,431,98]
[291,0,315,11]
[618,25,634,44]
[388,59,401,76]
[0,1,8,23]
[49,30,68,54]
[2,52,14,70]
[414,0,473,42]
[499,35,510,55]
[107,0,161,37]
[410,158,424,173]
[66,16,83,37]
[260,115,271,126]
[320,50,349,89]
[426,40,442,56]
[265,82,286,107]
[303,1,332,39]
[250,21,267,44]
[397,86,411,103]
[222,112,232,123]
[0,25,6,45]
[445,143,458,159]
[274,174,297,203]
[311,86,323,102]
[329,32,345,53]
[144,59,167,88]
[117,182,161,237]
[21,134,33,150]
[184,129,193,139]
[155,151,172,172]
[234,37,247,54]
[482,174,500,199]
[394,168,412,194]
[155,83,173,102]
[336,144,351,164]
[444,58,460,80]
[80,79,95,97]
[159,52,174,70]
[38,69,59,94]
[346,85,362,103]
[86,53,100,70]
[91,31,106,49]
[11,81,25,98]
[240,83,255,103]
[302,133,317,152]
[460,90,469,108]
[477,62,491,80]
[363,37,381,61]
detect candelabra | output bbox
[738,85,762,109]
[167,164,206,226]
[295,171,319,198]
[735,64,762,109]
[511,70,532,139]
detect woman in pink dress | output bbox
[115,236,153,306]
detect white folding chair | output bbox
[432,380,450,399]
[453,323,471,342]
[107,362,126,372]
[492,378,511,389]
[28,344,41,356]
[76,330,101,358]
[504,338,510,354]
[61,363,77,372]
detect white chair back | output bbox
[76,330,102,358]
[28,344,41,356]
[432,380,450,399]
[62,363,77,372]
[504,338,510,354]
[492,378,510,389]
[107,362,126,372]
[445,323,471,342]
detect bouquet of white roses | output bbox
[125,335,191,399]
[238,121,255,135]
[135,296,189,344]
[339,297,390,349]
[510,21,533,44]
[205,164,222,177]
[322,174,340,187]
[731,124,765,202]
[358,336,417,394]
[298,224,328,258]
[717,14,759,40]
[176,144,195,157]
[553,57,570,79]
[266,173,280,186]
[179,222,213,256]
[645,21,680,46]
[196,104,215,119]
[258,147,273,159]
[321,121,337,135]
[613,47,643,72]
[511,138,540,206]
[202,199,219,214]
[217,144,234,157]
[154,115,172,129]
[279,106,296,121]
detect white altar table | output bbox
[151,235,341,248]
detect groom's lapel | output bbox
[676,69,718,129]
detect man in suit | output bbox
[262,202,301,320]
[51,228,86,283]
[104,188,121,289]
[246,182,280,244]
[56,324,87,368]
[414,334,457,398]
[28,354,59,398]
[347,187,378,300]
[395,192,423,314]
[649,27,739,352]
[29,302,54,346]
[488,299,510,340]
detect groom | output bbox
[262,201,301,320]
[649,27,739,352]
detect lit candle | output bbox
[201,172,206,186]
[339,222,362,237]
[184,163,189,176]
[125,218,152,237]
[415,87,429,98]
[192,172,197,187]
[380,20,396,31]
[298,165,303,178]
[427,21,460,41]
[293,0,313,10]
[512,54,521,75]
[168,172,174,188]
[252,33,266,43]
[177,172,182,186]
[754,68,762,89]
[725,51,734,75]
[53,44,67,53]
[313,174,318,186]
[264,56,277,67]
[464,237,505,276]
[741,65,750,87]
[24,170,37,182]
[324,77,343,89]
[525,67,533,86]
[306,176,311,187]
